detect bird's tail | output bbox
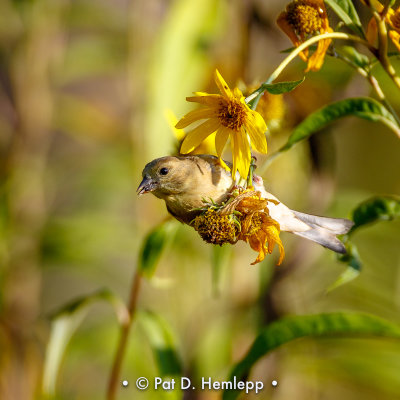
[292,211,354,254]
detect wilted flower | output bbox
[192,190,285,265]
[176,70,268,180]
[277,0,333,71]
[362,0,400,52]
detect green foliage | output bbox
[325,0,364,37]
[138,220,178,279]
[223,312,400,400]
[259,78,305,95]
[280,97,400,152]
[138,311,183,377]
[350,196,400,234]
[339,46,370,69]
[42,289,128,397]
[333,196,400,290]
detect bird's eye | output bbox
[159,167,169,176]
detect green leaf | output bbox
[339,46,370,69]
[325,0,364,37]
[329,196,400,291]
[330,242,362,291]
[138,310,183,377]
[42,289,128,397]
[211,245,231,297]
[138,220,178,279]
[350,196,400,234]
[223,312,400,400]
[280,97,400,152]
[259,78,305,95]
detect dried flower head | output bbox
[192,190,285,265]
[363,0,400,52]
[277,0,333,72]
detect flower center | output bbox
[192,210,238,245]
[390,10,400,30]
[218,98,247,131]
[286,1,323,36]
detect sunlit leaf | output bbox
[138,220,178,279]
[349,196,400,234]
[259,78,305,95]
[42,289,128,397]
[330,196,400,291]
[330,242,362,291]
[325,0,364,37]
[339,46,370,68]
[280,97,400,152]
[138,310,183,377]
[223,312,400,400]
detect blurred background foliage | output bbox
[0,0,399,399]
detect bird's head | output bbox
[137,156,192,198]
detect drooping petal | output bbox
[215,127,231,171]
[246,111,268,154]
[175,108,217,129]
[236,129,251,180]
[180,118,220,154]
[215,127,230,158]
[389,30,400,52]
[230,132,239,178]
[276,11,308,62]
[214,69,233,98]
[366,17,378,46]
[306,37,331,72]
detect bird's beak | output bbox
[137,176,157,196]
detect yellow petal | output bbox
[186,94,223,107]
[276,11,308,62]
[180,118,220,154]
[246,111,268,154]
[230,132,239,178]
[214,69,232,98]
[366,17,378,46]
[306,35,331,72]
[233,87,244,100]
[236,130,251,180]
[215,126,230,158]
[389,30,400,52]
[175,108,216,129]
[164,109,185,141]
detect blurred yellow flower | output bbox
[277,0,333,72]
[165,109,216,156]
[362,0,400,52]
[176,70,268,180]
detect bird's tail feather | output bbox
[292,211,354,234]
[292,211,354,254]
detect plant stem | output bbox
[246,32,375,109]
[107,270,142,400]
[375,12,400,90]
[330,49,400,126]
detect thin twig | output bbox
[245,32,376,109]
[107,270,142,400]
[373,10,400,90]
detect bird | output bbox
[137,154,353,254]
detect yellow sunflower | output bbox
[176,70,268,180]
[362,0,400,52]
[277,0,333,72]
